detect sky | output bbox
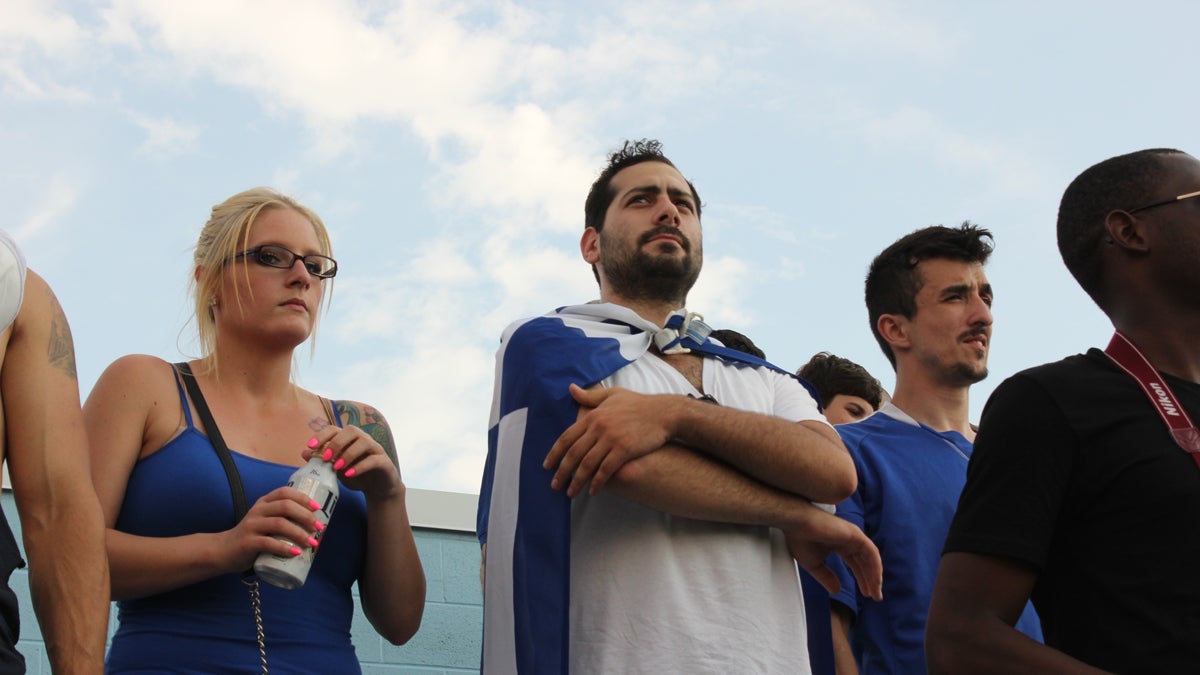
[2,0,1196,494]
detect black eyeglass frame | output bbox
[1127,190,1200,214]
[230,244,338,279]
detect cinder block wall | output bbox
[1,488,483,674]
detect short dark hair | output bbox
[797,352,883,410]
[1057,148,1185,311]
[865,222,994,368]
[710,329,765,359]
[584,139,702,233]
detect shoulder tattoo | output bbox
[336,400,399,466]
[45,290,77,380]
[308,415,333,434]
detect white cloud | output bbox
[408,238,479,285]
[0,0,88,54]
[324,253,501,492]
[14,175,80,241]
[103,0,608,231]
[423,103,598,228]
[0,61,85,100]
[860,105,1054,198]
[333,342,494,494]
[481,235,595,331]
[96,3,142,48]
[770,255,808,282]
[109,0,519,125]
[132,114,201,157]
[270,167,303,195]
[716,204,800,245]
[741,0,964,62]
[686,254,752,327]
[0,0,94,100]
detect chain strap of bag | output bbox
[175,362,269,675]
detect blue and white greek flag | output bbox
[477,303,658,674]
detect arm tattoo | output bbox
[336,400,399,466]
[45,291,77,380]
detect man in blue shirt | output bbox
[830,223,1041,674]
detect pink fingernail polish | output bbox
[308,499,320,510]
[344,468,357,478]
[307,437,319,449]
[321,448,333,462]
[333,458,345,471]
[313,520,326,532]
[289,546,302,556]
[307,536,319,547]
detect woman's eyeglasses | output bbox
[230,244,338,279]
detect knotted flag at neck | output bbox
[655,311,714,353]
[655,310,822,404]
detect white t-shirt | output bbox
[0,230,26,333]
[569,351,825,674]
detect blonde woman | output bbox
[86,188,424,673]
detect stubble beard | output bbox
[922,349,989,388]
[951,361,989,386]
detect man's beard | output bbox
[601,226,702,305]
[950,329,990,385]
[919,349,989,388]
[951,361,988,385]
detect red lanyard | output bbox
[1104,332,1200,465]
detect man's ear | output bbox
[581,227,601,264]
[1105,209,1150,252]
[877,313,910,353]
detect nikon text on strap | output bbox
[1103,332,1200,464]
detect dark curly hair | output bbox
[797,352,884,410]
[710,329,765,359]
[584,139,702,233]
[1057,148,1185,311]
[866,222,994,368]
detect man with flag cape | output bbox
[477,140,882,674]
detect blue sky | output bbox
[3,0,1196,493]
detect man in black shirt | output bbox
[927,148,1200,674]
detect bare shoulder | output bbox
[334,399,398,466]
[88,355,181,422]
[87,354,188,459]
[19,269,52,309]
[97,354,178,390]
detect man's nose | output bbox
[655,196,681,226]
[971,294,993,326]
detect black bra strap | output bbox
[175,362,250,524]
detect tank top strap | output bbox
[170,364,196,429]
[321,397,344,429]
